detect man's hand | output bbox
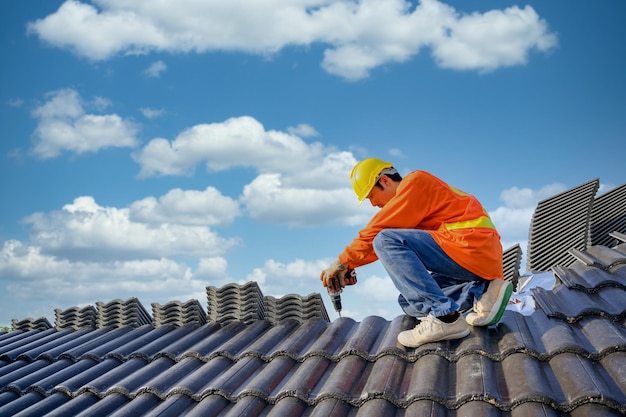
[320,259,347,289]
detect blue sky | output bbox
[1,0,624,327]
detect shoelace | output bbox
[413,315,435,334]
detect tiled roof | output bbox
[1,179,625,416]
[1,242,624,416]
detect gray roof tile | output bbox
[532,284,625,322]
[61,327,134,360]
[72,393,129,417]
[532,244,626,323]
[568,244,626,274]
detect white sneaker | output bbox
[465,279,513,327]
[397,314,470,348]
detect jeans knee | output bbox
[372,229,390,255]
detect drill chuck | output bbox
[330,292,343,313]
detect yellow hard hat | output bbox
[350,158,394,204]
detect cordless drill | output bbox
[327,269,357,318]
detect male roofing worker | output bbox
[320,158,513,348]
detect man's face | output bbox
[366,176,396,208]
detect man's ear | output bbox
[378,175,390,189]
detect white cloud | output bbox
[598,182,617,196]
[133,116,331,177]
[240,173,373,227]
[92,96,111,111]
[388,148,405,158]
[30,88,139,158]
[23,195,239,260]
[131,115,382,229]
[197,257,229,280]
[139,107,165,119]
[431,4,557,72]
[287,123,319,137]
[7,97,24,107]
[0,240,206,313]
[490,204,534,245]
[144,60,167,77]
[27,0,557,80]
[499,183,567,209]
[0,186,245,321]
[0,240,188,282]
[130,186,241,226]
[351,274,401,319]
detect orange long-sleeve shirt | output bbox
[338,170,504,279]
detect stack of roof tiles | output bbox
[527,179,599,272]
[54,306,98,330]
[206,282,266,324]
[152,300,207,328]
[502,243,522,290]
[95,298,153,329]
[9,317,52,332]
[590,183,626,247]
[264,293,330,324]
[1,178,625,416]
[9,282,330,332]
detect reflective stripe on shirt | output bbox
[443,215,495,231]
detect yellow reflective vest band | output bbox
[443,215,496,231]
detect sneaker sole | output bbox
[485,281,513,326]
[466,281,513,327]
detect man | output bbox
[320,158,513,348]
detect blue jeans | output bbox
[372,228,486,318]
